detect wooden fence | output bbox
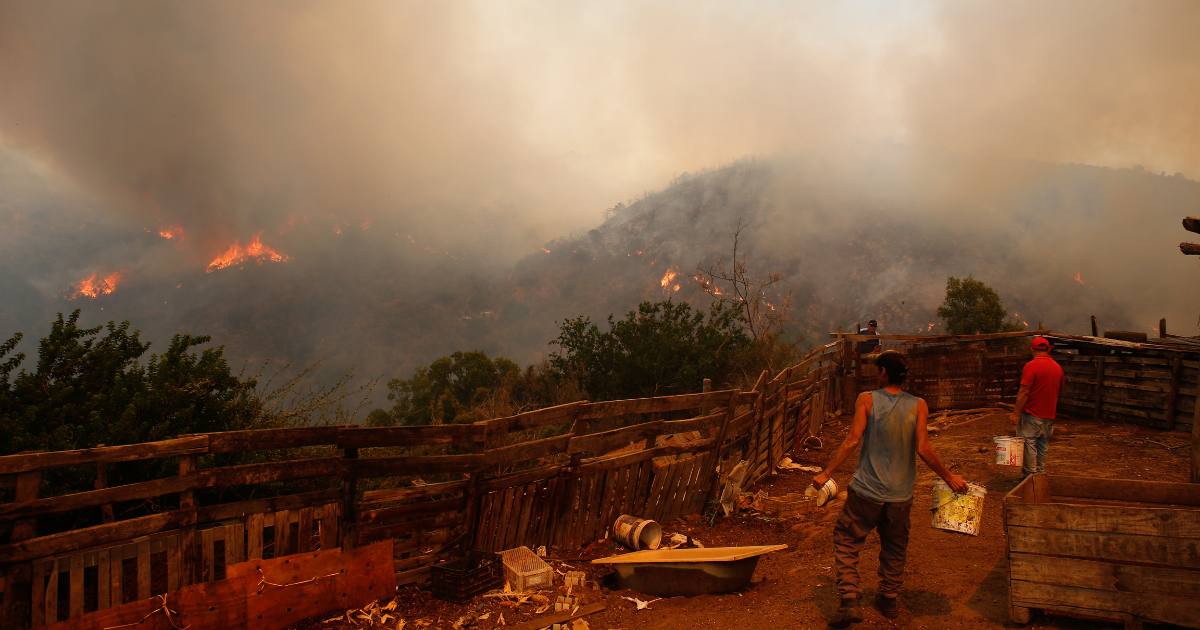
[1053,352,1199,434]
[0,331,1057,628]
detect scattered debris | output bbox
[777,456,822,472]
[563,570,587,587]
[718,459,750,516]
[662,532,704,548]
[621,596,660,610]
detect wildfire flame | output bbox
[205,233,290,273]
[158,225,183,240]
[1074,272,1084,284]
[661,269,678,289]
[70,271,124,299]
[541,248,551,253]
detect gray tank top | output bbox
[849,389,919,502]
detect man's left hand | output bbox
[1009,412,1019,426]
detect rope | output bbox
[103,594,189,630]
[257,567,341,589]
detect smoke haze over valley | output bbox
[2,1,1198,409]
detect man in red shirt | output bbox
[1009,336,1064,477]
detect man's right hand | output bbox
[945,473,969,493]
[812,471,830,489]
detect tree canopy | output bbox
[0,310,257,457]
[935,276,1025,335]
[548,299,751,401]
[372,350,522,426]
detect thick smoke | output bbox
[0,1,1198,394]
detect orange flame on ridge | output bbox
[71,271,124,299]
[661,269,678,289]
[159,225,183,240]
[206,233,290,273]
[1074,272,1084,284]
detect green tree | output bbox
[935,276,1025,335]
[374,351,521,426]
[549,299,750,401]
[0,310,257,457]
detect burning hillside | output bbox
[206,233,291,273]
[69,271,124,299]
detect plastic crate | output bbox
[430,551,504,604]
[498,546,554,592]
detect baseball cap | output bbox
[868,320,878,326]
[1031,336,1052,350]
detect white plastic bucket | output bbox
[930,480,987,536]
[993,436,1025,467]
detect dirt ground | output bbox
[291,411,1193,630]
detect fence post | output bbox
[1166,357,1182,431]
[339,448,359,551]
[94,445,115,524]
[705,390,741,502]
[2,452,42,628]
[463,424,489,551]
[178,454,198,586]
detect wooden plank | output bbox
[0,458,341,522]
[632,459,653,517]
[829,330,1050,341]
[336,424,486,449]
[197,489,342,524]
[109,552,123,607]
[505,603,606,630]
[513,482,537,550]
[68,552,85,619]
[1008,526,1200,569]
[340,447,359,552]
[592,470,617,543]
[273,510,292,559]
[485,435,571,467]
[574,438,717,475]
[204,426,343,452]
[296,508,313,553]
[1006,503,1200,538]
[247,513,264,561]
[31,558,46,627]
[1048,476,1200,507]
[199,528,215,582]
[360,496,463,525]
[479,466,562,493]
[319,503,339,551]
[567,412,726,456]
[528,479,551,548]
[136,540,151,600]
[395,565,431,587]
[492,486,518,552]
[1009,552,1200,595]
[229,541,395,630]
[95,548,111,612]
[44,559,59,625]
[641,465,667,522]
[0,437,208,475]
[166,537,180,593]
[363,480,469,505]
[1167,357,1183,430]
[578,391,736,420]
[485,402,584,434]
[1010,579,1200,628]
[344,454,484,478]
[358,513,464,545]
[226,523,244,567]
[568,475,592,549]
[1094,360,1105,419]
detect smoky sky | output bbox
[1,1,1199,389]
[2,1,1198,262]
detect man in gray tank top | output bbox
[812,351,968,627]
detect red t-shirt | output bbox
[1020,355,1064,419]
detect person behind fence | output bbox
[1010,336,1064,478]
[856,319,880,355]
[812,350,968,627]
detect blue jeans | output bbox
[1017,413,1052,476]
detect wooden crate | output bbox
[1004,475,1200,629]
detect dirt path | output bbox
[295,411,1193,630]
